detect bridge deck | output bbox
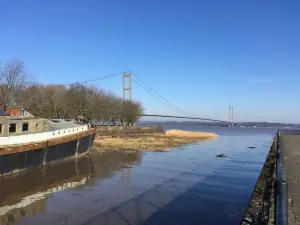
[280,135,300,224]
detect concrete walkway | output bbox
[280,135,300,224]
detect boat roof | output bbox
[0,116,42,122]
[48,119,85,131]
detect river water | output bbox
[0,127,276,225]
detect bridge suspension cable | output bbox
[132,73,192,117]
[48,72,123,86]
[52,71,222,122]
[75,72,122,84]
[54,71,187,117]
[140,114,228,123]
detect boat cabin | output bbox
[0,111,49,136]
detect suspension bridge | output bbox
[140,114,229,123]
[70,71,234,125]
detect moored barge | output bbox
[0,109,95,177]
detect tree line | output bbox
[0,59,143,125]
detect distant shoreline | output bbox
[137,121,299,129]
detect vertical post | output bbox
[21,108,24,117]
[42,141,48,166]
[123,72,133,102]
[75,139,79,156]
[128,168,131,182]
[231,106,234,127]
[88,133,92,151]
[88,154,92,177]
[123,72,126,101]
[129,71,132,101]
[228,106,231,127]
[123,72,133,126]
[75,158,79,177]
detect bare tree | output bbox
[47,85,68,118]
[0,59,26,110]
[3,59,144,125]
[17,83,50,117]
[90,89,107,124]
[121,100,144,126]
[16,83,144,125]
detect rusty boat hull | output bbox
[0,128,96,177]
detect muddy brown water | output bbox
[0,127,276,225]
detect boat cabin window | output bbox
[36,123,39,129]
[0,124,2,134]
[22,123,29,132]
[9,124,16,133]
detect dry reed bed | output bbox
[92,129,218,152]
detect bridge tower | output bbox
[228,106,234,127]
[123,72,132,101]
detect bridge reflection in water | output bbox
[0,152,142,225]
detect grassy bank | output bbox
[92,130,218,152]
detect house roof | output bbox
[0,104,33,117]
[7,108,21,116]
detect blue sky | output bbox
[0,0,299,123]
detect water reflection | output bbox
[90,152,141,182]
[0,152,141,225]
[0,128,275,225]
